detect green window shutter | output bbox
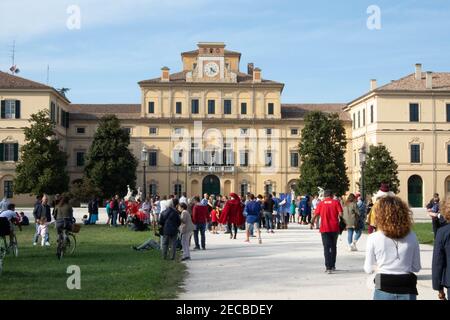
[0,143,4,161]
[1,100,5,119]
[15,100,21,119]
[13,143,19,162]
[65,111,70,128]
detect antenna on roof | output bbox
[46,64,50,85]
[9,40,20,75]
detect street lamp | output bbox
[141,146,148,200]
[359,145,367,203]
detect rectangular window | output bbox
[240,184,248,197]
[191,99,199,114]
[148,101,155,114]
[411,144,421,163]
[358,111,361,128]
[149,184,157,196]
[224,100,232,114]
[353,113,356,129]
[268,103,274,115]
[240,151,249,167]
[56,106,60,124]
[290,128,298,135]
[149,151,157,166]
[362,109,366,126]
[208,100,215,114]
[448,145,450,164]
[122,128,131,135]
[176,102,182,114]
[370,105,374,123]
[174,127,182,135]
[241,102,247,115]
[409,103,419,122]
[76,151,85,167]
[290,152,299,167]
[2,143,18,162]
[265,151,272,167]
[174,184,182,197]
[76,127,85,134]
[149,127,157,135]
[240,128,248,135]
[446,104,450,122]
[1,100,16,119]
[4,181,13,199]
[50,102,56,122]
[266,128,272,135]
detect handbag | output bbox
[339,216,346,235]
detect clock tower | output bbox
[197,42,226,81]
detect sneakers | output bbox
[193,246,200,250]
[348,245,353,252]
[327,270,333,274]
[181,257,191,261]
[33,242,37,246]
[351,242,358,251]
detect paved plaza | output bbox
[179,223,436,300]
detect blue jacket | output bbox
[245,201,261,224]
[299,197,311,216]
[432,223,450,290]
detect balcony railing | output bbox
[188,165,235,174]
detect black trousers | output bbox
[227,223,238,236]
[321,232,338,270]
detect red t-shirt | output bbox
[314,197,342,233]
[211,209,219,222]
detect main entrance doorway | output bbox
[202,175,220,196]
[408,175,423,208]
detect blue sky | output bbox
[1,0,449,104]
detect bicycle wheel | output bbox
[65,233,76,255]
[0,237,7,275]
[11,235,18,257]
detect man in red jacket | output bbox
[192,203,210,250]
[311,189,343,274]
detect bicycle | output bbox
[56,226,77,260]
[0,224,19,275]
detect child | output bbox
[20,212,29,226]
[290,200,296,223]
[82,215,90,225]
[37,218,48,247]
[211,206,220,234]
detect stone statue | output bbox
[124,185,133,201]
[318,187,325,200]
[136,187,143,202]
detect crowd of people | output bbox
[1,180,449,301]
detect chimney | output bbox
[415,63,422,80]
[247,63,254,75]
[370,79,377,91]
[161,66,170,82]
[253,67,261,83]
[426,71,433,89]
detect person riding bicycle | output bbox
[0,203,21,245]
[53,196,74,238]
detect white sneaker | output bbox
[45,241,50,247]
[351,242,358,251]
[348,245,353,252]
[33,242,37,246]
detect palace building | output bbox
[1,42,449,206]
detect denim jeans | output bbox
[162,234,178,260]
[193,223,206,249]
[33,223,49,243]
[248,223,254,236]
[321,232,338,270]
[373,289,417,300]
[111,210,118,226]
[264,212,273,230]
[347,228,362,245]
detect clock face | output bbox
[204,62,219,77]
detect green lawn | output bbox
[0,224,186,299]
[412,222,434,245]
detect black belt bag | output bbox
[375,273,418,295]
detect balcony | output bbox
[187,165,235,174]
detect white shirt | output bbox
[160,200,169,213]
[179,196,187,205]
[0,210,17,221]
[364,231,421,275]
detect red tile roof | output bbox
[281,103,349,121]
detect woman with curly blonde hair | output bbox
[364,196,421,300]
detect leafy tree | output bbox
[361,144,400,195]
[14,110,69,195]
[297,111,349,196]
[69,177,101,203]
[85,115,137,199]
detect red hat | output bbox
[380,183,389,192]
